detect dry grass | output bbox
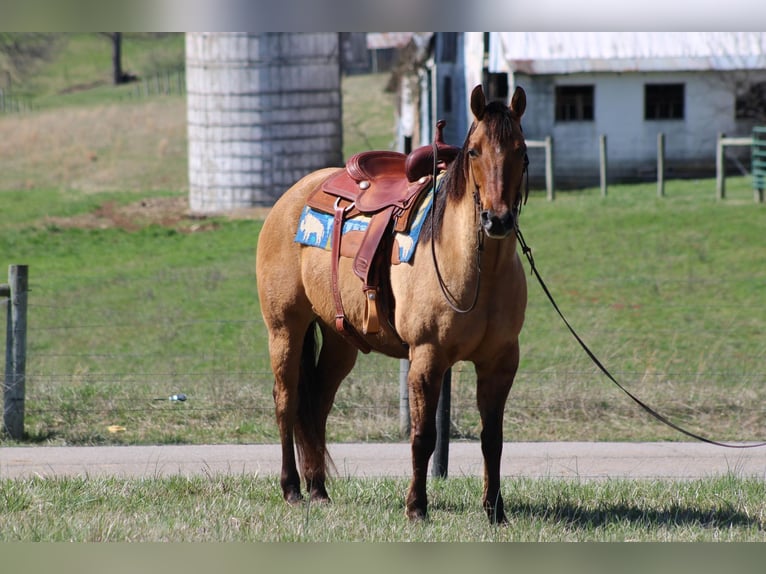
[0,98,187,193]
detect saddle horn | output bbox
[404,120,460,182]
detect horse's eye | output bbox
[468,148,479,158]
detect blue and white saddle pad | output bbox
[294,182,435,264]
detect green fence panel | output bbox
[753,127,766,190]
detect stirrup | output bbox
[362,287,380,334]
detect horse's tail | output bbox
[294,320,336,478]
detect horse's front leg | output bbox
[475,340,519,524]
[405,346,446,521]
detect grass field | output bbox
[6,33,185,109]
[2,175,763,446]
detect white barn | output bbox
[407,33,766,188]
[488,32,766,187]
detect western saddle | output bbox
[304,121,460,353]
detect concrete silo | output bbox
[186,33,343,212]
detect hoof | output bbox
[486,507,508,525]
[406,507,428,522]
[309,491,331,504]
[284,488,304,505]
[489,512,508,525]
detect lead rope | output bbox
[515,227,766,449]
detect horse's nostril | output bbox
[480,209,515,238]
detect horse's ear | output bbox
[510,86,526,120]
[470,84,486,121]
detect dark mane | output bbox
[419,102,515,245]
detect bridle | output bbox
[429,132,529,314]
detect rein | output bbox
[515,226,766,449]
[429,138,483,314]
[428,143,529,315]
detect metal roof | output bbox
[366,33,416,49]
[489,32,766,74]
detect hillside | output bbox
[0,33,395,196]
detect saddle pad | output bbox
[295,184,435,264]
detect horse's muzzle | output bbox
[480,209,515,238]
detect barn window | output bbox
[645,84,685,120]
[555,85,594,122]
[736,81,766,121]
[485,71,509,103]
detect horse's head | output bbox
[465,84,527,239]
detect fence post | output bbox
[3,264,28,439]
[2,283,9,400]
[431,369,451,478]
[545,136,555,201]
[657,132,665,198]
[399,359,452,476]
[399,359,410,438]
[599,134,608,197]
[716,132,726,200]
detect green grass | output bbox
[2,474,765,541]
[0,64,399,446]
[342,72,397,156]
[1,176,764,447]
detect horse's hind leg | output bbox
[268,317,313,505]
[295,322,358,502]
[475,341,519,524]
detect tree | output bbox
[101,33,132,85]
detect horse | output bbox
[256,84,528,524]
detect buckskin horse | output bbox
[256,84,528,523]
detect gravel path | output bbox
[3,441,766,480]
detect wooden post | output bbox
[3,285,10,429]
[599,134,608,197]
[545,136,555,201]
[525,138,553,199]
[657,132,665,198]
[716,132,725,200]
[400,360,452,476]
[3,265,28,439]
[431,369,451,478]
[399,359,410,438]
[2,282,10,415]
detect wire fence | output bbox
[0,68,186,116]
[3,256,765,445]
[0,89,34,114]
[124,68,186,100]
